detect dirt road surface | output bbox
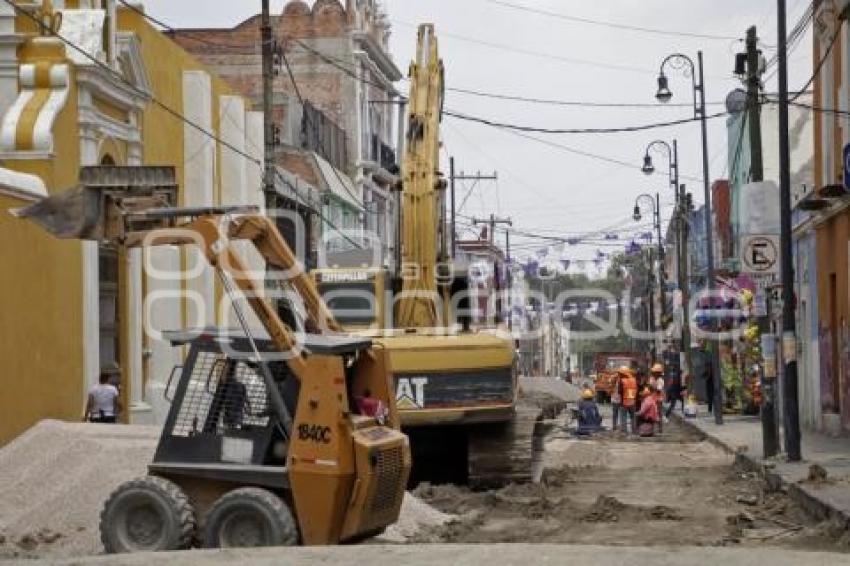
[14,544,850,565]
[413,410,850,553]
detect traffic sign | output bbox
[741,234,780,275]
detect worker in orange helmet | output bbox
[651,363,665,434]
[618,366,638,434]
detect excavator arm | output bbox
[396,24,446,329]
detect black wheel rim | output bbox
[218,510,269,547]
[115,499,167,550]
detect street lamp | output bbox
[654,50,722,425]
[640,139,691,378]
[634,193,664,361]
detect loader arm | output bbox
[124,213,346,382]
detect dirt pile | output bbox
[0,420,158,559]
[377,494,454,543]
[580,495,682,523]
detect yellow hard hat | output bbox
[582,388,594,400]
[617,366,633,378]
[641,387,652,396]
[651,363,664,374]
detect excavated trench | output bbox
[410,406,850,552]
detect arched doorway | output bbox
[98,153,120,385]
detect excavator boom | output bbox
[396,24,446,329]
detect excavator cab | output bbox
[13,166,410,551]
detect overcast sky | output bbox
[142,0,813,269]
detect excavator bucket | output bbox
[11,166,178,241]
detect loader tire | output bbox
[203,487,298,548]
[100,475,196,553]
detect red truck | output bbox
[593,352,646,403]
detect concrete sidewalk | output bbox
[672,406,850,526]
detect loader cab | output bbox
[152,328,376,473]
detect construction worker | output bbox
[618,366,638,434]
[637,386,660,436]
[651,363,665,433]
[576,388,603,435]
[611,369,623,431]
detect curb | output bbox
[671,413,850,528]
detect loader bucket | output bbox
[11,166,178,241]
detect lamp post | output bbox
[655,51,722,425]
[633,193,663,362]
[640,140,692,378]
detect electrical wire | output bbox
[483,0,742,41]
[9,0,362,249]
[391,19,658,75]
[117,0,260,50]
[443,85,727,109]
[270,36,371,215]
[790,24,841,102]
[443,108,729,135]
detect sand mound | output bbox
[377,494,454,543]
[0,420,159,559]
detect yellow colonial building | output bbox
[0,1,264,442]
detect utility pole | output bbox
[506,229,512,330]
[452,169,498,241]
[473,214,513,248]
[678,185,693,388]
[261,0,276,211]
[648,246,657,362]
[450,157,457,256]
[777,0,802,461]
[473,214,512,323]
[744,25,779,458]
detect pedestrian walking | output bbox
[651,363,665,433]
[84,372,122,424]
[704,361,715,415]
[619,366,638,434]
[665,370,685,419]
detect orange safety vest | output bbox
[621,377,638,407]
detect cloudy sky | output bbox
[142,0,813,270]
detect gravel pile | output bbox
[0,420,449,558]
[377,493,454,543]
[0,420,159,559]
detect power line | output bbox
[124,1,372,215]
[12,0,361,249]
[117,0,260,50]
[444,85,728,109]
[484,0,741,41]
[444,108,730,135]
[391,19,658,75]
[790,24,840,103]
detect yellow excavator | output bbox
[313,25,538,487]
[14,166,409,551]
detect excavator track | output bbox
[466,403,543,490]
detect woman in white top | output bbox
[84,373,122,424]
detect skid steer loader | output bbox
[13,166,410,552]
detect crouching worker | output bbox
[576,388,603,435]
[637,386,659,437]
